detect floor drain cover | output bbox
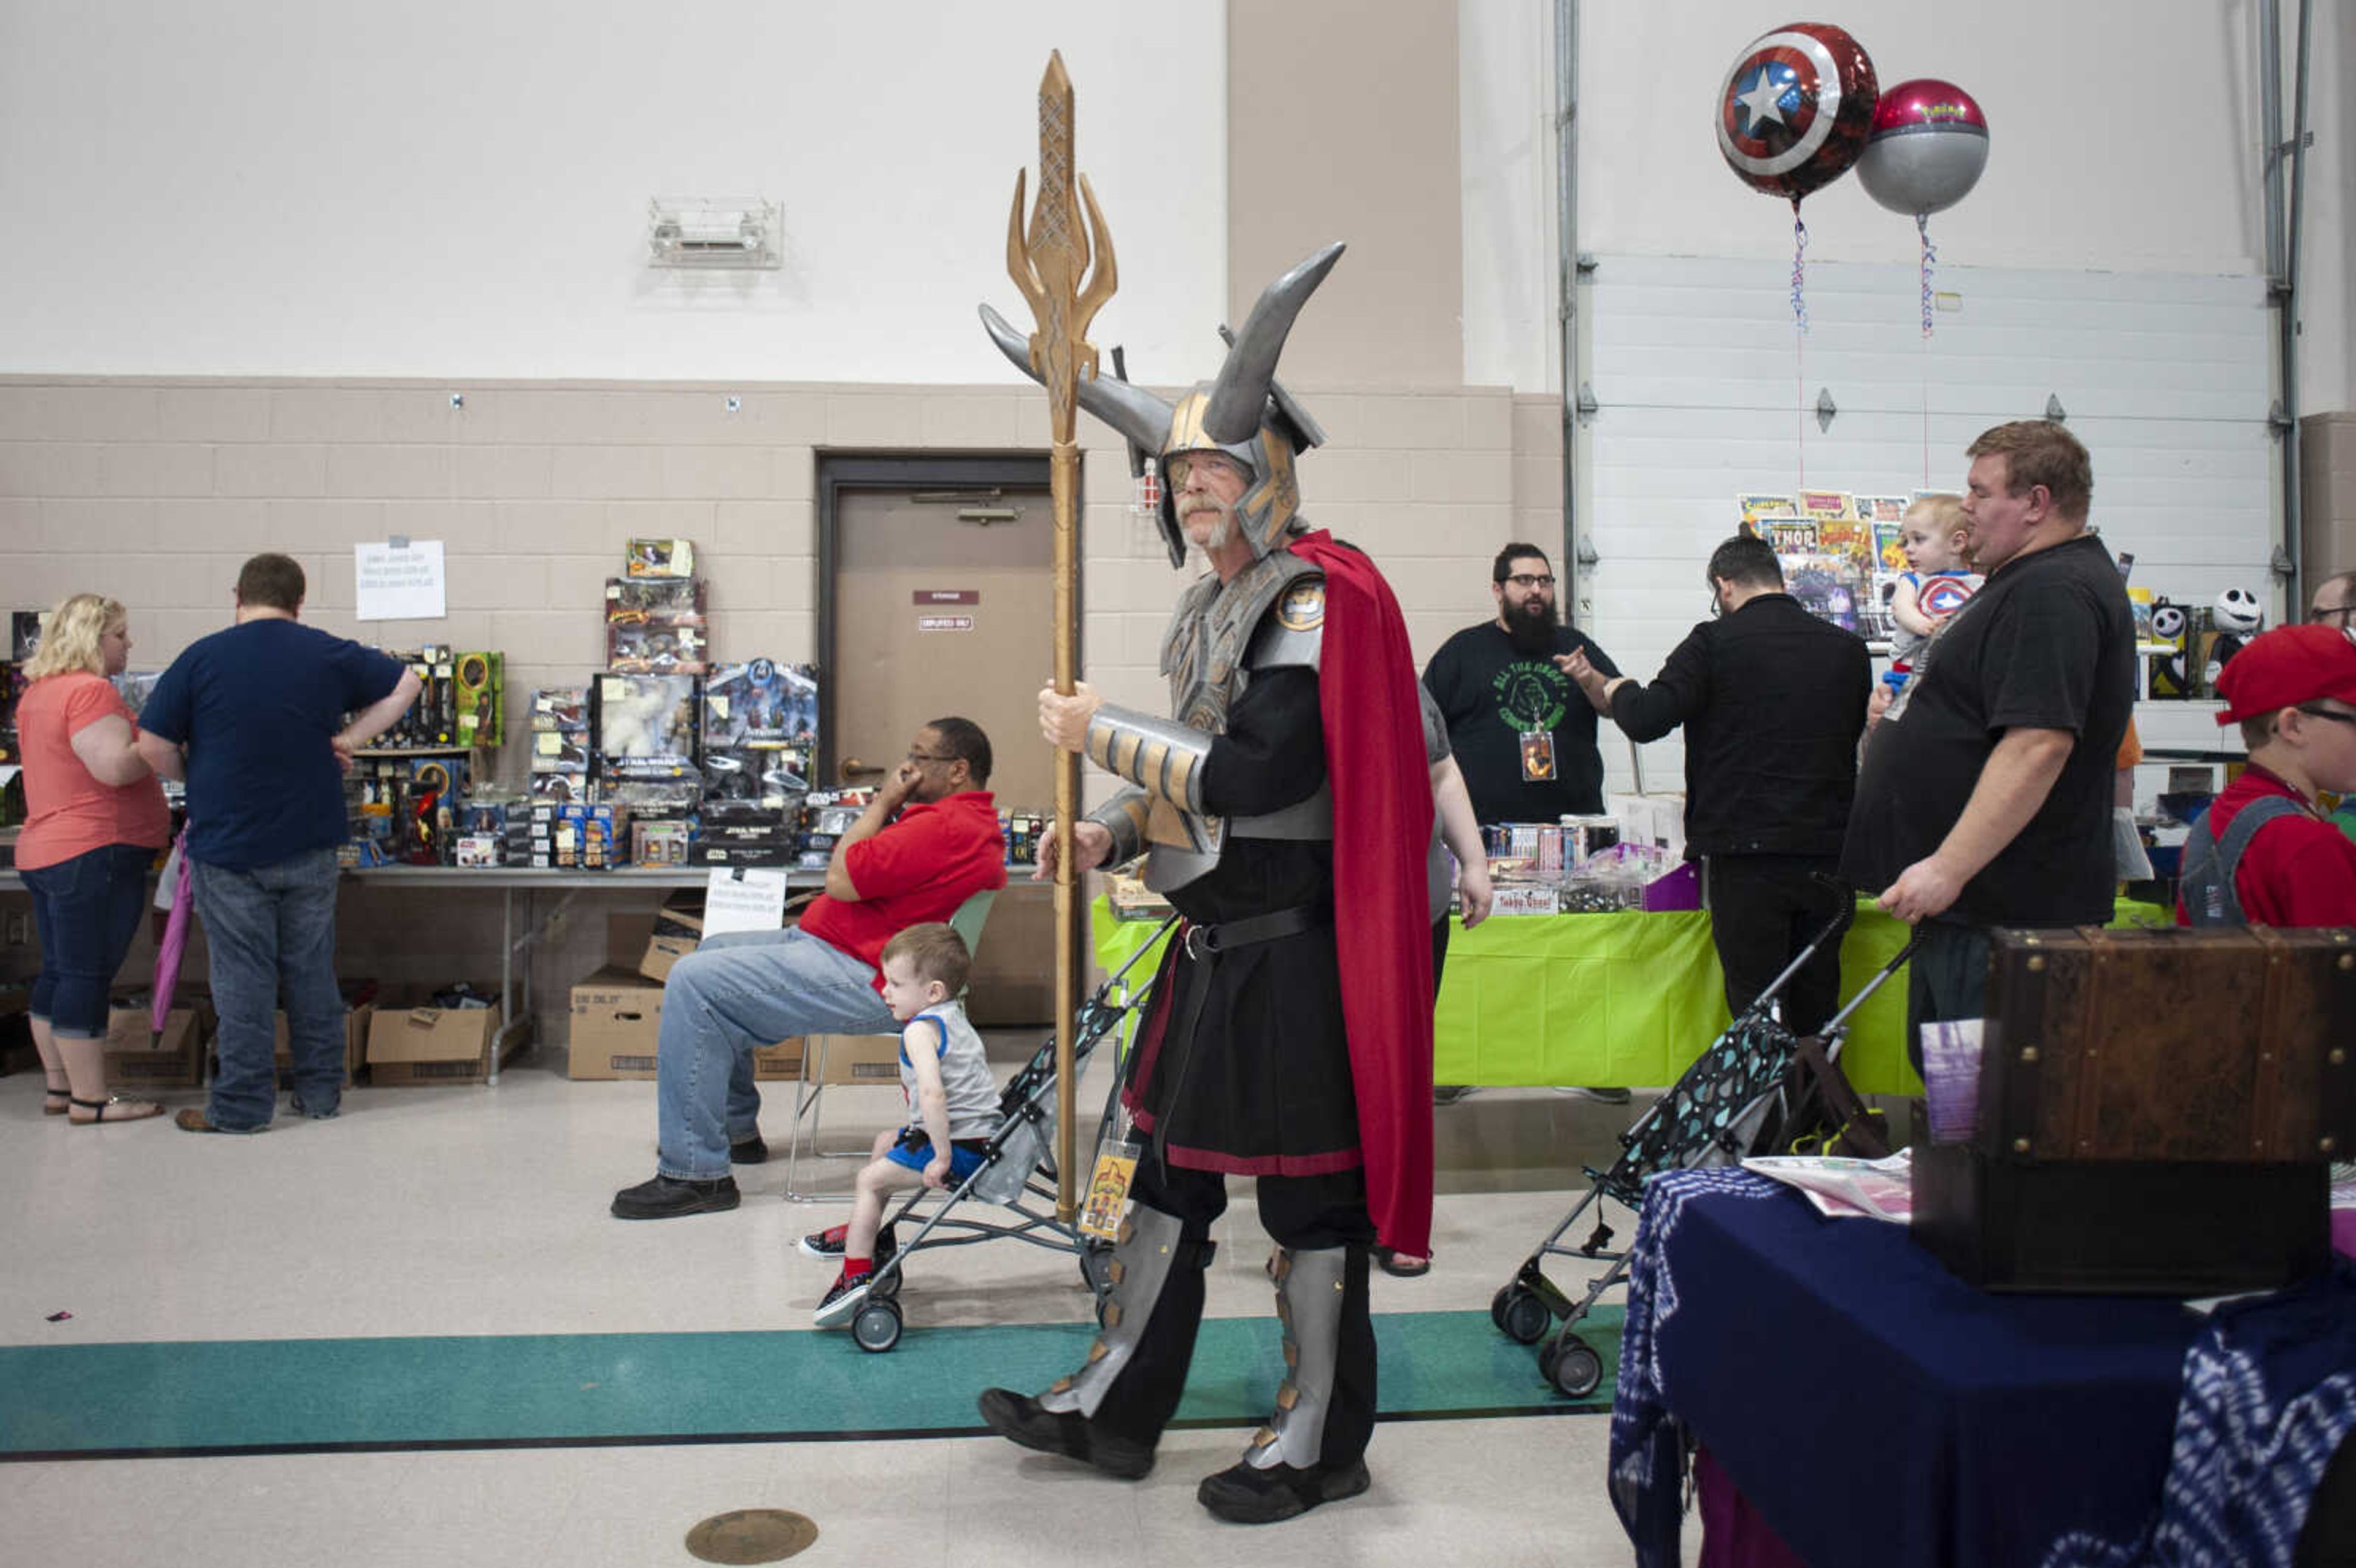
[685,1509,820,1564]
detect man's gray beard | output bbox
[1185,505,1233,554]
[1506,598,1559,655]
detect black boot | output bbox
[1196,1456,1372,1524]
[974,1388,1154,1480]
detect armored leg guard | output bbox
[977,1202,1214,1475]
[1198,1243,1377,1525]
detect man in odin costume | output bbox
[972,244,1436,1524]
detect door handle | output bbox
[841,756,885,782]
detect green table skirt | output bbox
[1091,896,2168,1099]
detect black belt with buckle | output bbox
[1180,901,1330,958]
[1145,901,1331,1175]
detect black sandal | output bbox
[1376,1247,1431,1279]
[69,1095,163,1124]
[43,1083,72,1116]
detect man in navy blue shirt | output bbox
[137,553,418,1133]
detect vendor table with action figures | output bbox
[0,863,822,1086]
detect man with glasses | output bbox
[2310,569,2356,628]
[1422,544,1622,828]
[1842,421,2136,1067]
[2176,622,2356,926]
[610,717,1006,1218]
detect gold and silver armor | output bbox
[1082,556,1331,892]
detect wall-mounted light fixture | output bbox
[647,196,783,270]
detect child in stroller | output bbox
[810,922,999,1328]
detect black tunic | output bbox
[1124,663,1361,1175]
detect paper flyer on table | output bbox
[1742,1149,1916,1222]
[703,868,790,937]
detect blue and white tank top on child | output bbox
[902,1001,1001,1140]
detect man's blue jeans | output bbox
[656,928,898,1180]
[190,848,345,1131]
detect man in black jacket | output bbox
[1566,535,1869,1032]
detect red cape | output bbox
[1287,531,1436,1255]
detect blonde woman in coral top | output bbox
[17,593,171,1123]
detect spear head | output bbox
[1004,50,1118,445]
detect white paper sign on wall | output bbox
[354,540,447,621]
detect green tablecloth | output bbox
[1090,896,2169,1099]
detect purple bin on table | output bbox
[1642,862,1701,912]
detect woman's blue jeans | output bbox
[21,842,157,1039]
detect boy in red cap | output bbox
[2176,623,2356,926]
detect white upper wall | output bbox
[4,1,2343,410]
[0,1,1228,383]
[1463,0,2350,411]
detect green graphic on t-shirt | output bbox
[1490,661,1568,732]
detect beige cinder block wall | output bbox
[0,0,1549,1047]
[0,375,1552,1042]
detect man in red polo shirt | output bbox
[612,716,1006,1218]
[2176,624,2356,928]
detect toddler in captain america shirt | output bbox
[1879,494,1983,721]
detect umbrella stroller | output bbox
[837,916,1174,1353]
[1491,891,1921,1397]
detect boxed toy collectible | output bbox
[452,650,504,747]
[377,646,460,749]
[702,660,818,747]
[633,818,692,867]
[594,674,700,780]
[606,615,709,675]
[624,538,695,578]
[529,687,593,795]
[547,801,629,869]
[606,576,706,620]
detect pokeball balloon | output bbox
[1717,23,1879,202]
[1856,78,1990,217]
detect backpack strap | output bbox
[2179,794,2308,926]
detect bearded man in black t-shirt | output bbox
[1422,544,1621,825]
[1841,421,2136,1067]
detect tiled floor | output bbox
[0,1047,1660,1567]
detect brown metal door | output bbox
[830,482,1059,1024]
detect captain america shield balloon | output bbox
[1857,78,1990,217]
[1717,23,1879,201]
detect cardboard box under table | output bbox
[568,966,665,1079]
[566,961,818,1082]
[270,1002,374,1089]
[103,1004,208,1089]
[640,891,704,984]
[366,983,517,1085]
[1912,924,2354,1295]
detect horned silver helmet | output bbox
[980,243,1343,566]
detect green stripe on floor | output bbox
[0,1309,1622,1458]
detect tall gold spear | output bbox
[1003,50,1116,1221]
